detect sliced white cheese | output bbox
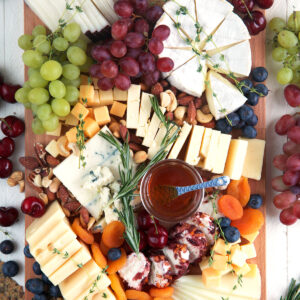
[92,0,119,24]
[206,70,247,120]
[168,122,192,159]
[185,125,205,165]
[143,106,166,147]
[136,92,153,137]
[203,130,221,171]
[212,133,232,174]
[127,84,141,129]
[199,128,213,159]
[207,40,252,77]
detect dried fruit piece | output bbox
[218,195,243,220]
[107,248,127,274]
[100,239,110,256]
[71,217,94,244]
[109,273,127,300]
[125,290,152,300]
[102,221,125,248]
[149,287,174,298]
[227,177,251,207]
[91,242,107,269]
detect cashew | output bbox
[165,90,178,112]
[109,122,120,133]
[174,106,187,121]
[7,178,18,187]
[57,136,70,157]
[42,176,52,188]
[113,131,121,138]
[68,143,80,156]
[49,177,61,193]
[134,151,148,164]
[10,171,23,182]
[33,174,42,187]
[87,217,96,231]
[18,180,25,193]
[201,104,211,114]
[39,193,49,205]
[196,109,214,123]
[120,119,126,126]
[160,92,171,108]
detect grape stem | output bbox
[240,0,253,20]
[0,118,12,131]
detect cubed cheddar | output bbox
[65,113,79,126]
[66,127,78,143]
[87,108,95,119]
[213,238,231,256]
[99,89,114,106]
[245,264,259,278]
[233,263,251,276]
[83,117,100,138]
[110,101,127,118]
[71,103,89,120]
[94,106,111,126]
[202,268,222,287]
[45,140,60,158]
[229,245,247,267]
[46,122,62,136]
[80,85,95,106]
[240,243,257,259]
[80,75,89,85]
[113,87,128,101]
[242,231,259,243]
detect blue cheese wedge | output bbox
[83,166,115,191]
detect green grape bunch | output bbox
[16,17,92,135]
[269,12,300,86]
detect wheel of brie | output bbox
[157,0,252,120]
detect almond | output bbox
[46,188,56,202]
[129,142,144,152]
[120,124,129,142]
[46,155,60,167]
[165,111,174,121]
[19,157,39,170]
[187,101,196,124]
[64,201,81,212]
[57,184,69,203]
[151,82,163,96]
[160,80,169,88]
[194,97,203,109]
[130,134,143,145]
[178,95,194,106]
[79,207,90,228]
[178,92,187,98]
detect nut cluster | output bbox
[7,171,25,192]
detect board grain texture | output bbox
[23,1,266,299]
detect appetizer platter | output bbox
[16,0,272,298]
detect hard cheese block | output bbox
[185,125,205,166]
[126,84,141,129]
[136,92,153,137]
[93,289,116,300]
[240,138,266,180]
[212,133,232,174]
[199,128,213,159]
[202,130,221,171]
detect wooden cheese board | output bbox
[23,1,266,299]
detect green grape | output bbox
[291,67,300,84]
[29,70,48,88]
[71,38,87,51]
[23,81,31,89]
[28,87,49,105]
[272,47,288,62]
[22,50,44,68]
[51,98,71,117]
[62,64,80,80]
[33,35,51,54]
[37,103,52,121]
[288,46,300,55]
[65,85,79,104]
[28,67,38,77]
[79,56,93,73]
[49,80,66,98]
[31,104,39,115]
[42,114,59,132]
[290,59,300,70]
[67,46,87,66]
[18,34,33,50]
[40,60,63,81]
[277,67,293,85]
[32,25,46,37]
[61,77,81,87]
[278,30,298,48]
[63,23,81,43]
[288,12,300,33]
[32,118,46,135]
[24,102,31,109]
[269,17,286,33]
[53,37,69,51]
[15,87,30,103]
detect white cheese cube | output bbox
[240,243,257,259]
[212,133,232,174]
[185,125,205,165]
[127,84,141,129]
[45,140,60,158]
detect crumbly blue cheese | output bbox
[83,166,115,191]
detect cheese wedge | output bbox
[223,139,248,180]
[126,84,141,129]
[168,122,192,159]
[206,70,247,120]
[185,125,205,165]
[212,133,232,174]
[199,128,213,159]
[203,130,221,171]
[136,92,153,137]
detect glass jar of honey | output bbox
[140,159,204,223]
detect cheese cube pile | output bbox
[26,201,112,300]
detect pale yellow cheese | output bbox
[233,263,251,276]
[47,122,62,136]
[99,89,114,106]
[240,243,256,259]
[212,238,231,256]
[45,140,60,158]
[242,231,259,243]
[229,246,247,267]
[203,130,221,171]
[126,84,141,129]
[168,122,192,159]
[245,264,259,278]
[185,125,205,165]
[93,288,116,300]
[148,125,167,159]
[211,254,230,271]
[199,257,210,272]
[202,268,222,287]
[223,139,248,180]
[65,113,79,126]
[113,87,128,101]
[240,138,266,180]
[136,92,153,137]
[76,279,113,300]
[199,128,213,159]
[212,133,232,174]
[49,242,91,286]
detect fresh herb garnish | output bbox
[76,112,86,169]
[280,278,300,300]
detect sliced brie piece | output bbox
[136,92,153,137]
[92,0,119,24]
[204,12,250,54]
[206,70,247,120]
[207,40,252,77]
[168,55,207,97]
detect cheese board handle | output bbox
[176,176,230,196]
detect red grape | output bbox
[243,11,266,35]
[97,78,114,90]
[91,45,112,63]
[156,57,174,72]
[100,60,119,79]
[290,185,300,195]
[149,37,164,55]
[145,6,163,24]
[275,114,296,135]
[110,40,127,58]
[111,19,128,40]
[255,0,274,9]
[126,47,142,59]
[124,32,145,48]
[114,73,131,90]
[89,64,104,79]
[293,201,300,218]
[286,153,300,172]
[142,70,160,86]
[272,175,289,192]
[152,25,171,41]
[280,207,297,225]
[138,52,156,73]
[284,85,300,107]
[132,0,148,14]
[114,1,133,18]
[232,0,254,13]
[123,18,134,32]
[282,170,300,186]
[134,19,150,36]
[120,57,140,77]
[273,191,297,209]
[283,140,300,155]
[287,126,300,144]
[272,154,288,171]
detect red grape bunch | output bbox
[89,0,174,91]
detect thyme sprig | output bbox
[83,274,102,300]
[52,248,70,259]
[280,278,300,300]
[0,228,13,240]
[76,99,87,169]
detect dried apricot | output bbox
[107,248,127,274]
[109,273,127,300]
[231,208,264,235]
[100,239,110,256]
[218,195,243,220]
[149,287,174,298]
[227,177,251,207]
[71,217,94,244]
[153,298,173,300]
[125,290,152,300]
[102,221,125,248]
[91,242,107,269]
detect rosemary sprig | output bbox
[280,278,300,300]
[76,111,87,169]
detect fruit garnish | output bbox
[21,197,46,218]
[1,116,25,138]
[0,207,19,227]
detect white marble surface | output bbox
[0,0,300,298]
